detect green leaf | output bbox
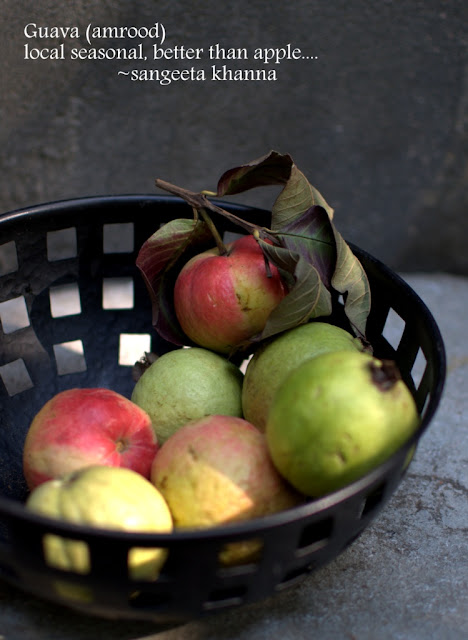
[252,238,333,342]
[272,164,334,229]
[263,205,371,341]
[272,205,336,288]
[135,218,213,345]
[331,228,372,339]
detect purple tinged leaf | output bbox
[259,205,371,340]
[136,218,214,345]
[252,238,333,342]
[273,205,336,289]
[216,150,293,196]
[215,150,334,225]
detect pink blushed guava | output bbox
[23,388,158,489]
[173,234,286,354]
[151,414,302,565]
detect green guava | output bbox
[131,347,243,443]
[266,350,420,497]
[242,322,365,431]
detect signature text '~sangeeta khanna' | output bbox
[120,66,278,83]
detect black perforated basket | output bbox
[0,195,445,623]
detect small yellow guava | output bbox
[25,465,173,600]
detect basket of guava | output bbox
[0,151,445,623]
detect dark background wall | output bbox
[2,1,467,274]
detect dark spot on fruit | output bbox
[188,446,199,461]
[235,292,252,312]
[369,360,401,391]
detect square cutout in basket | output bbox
[278,563,313,590]
[127,546,170,581]
[42,533,91,574]
[129,590,173,610]
[411,347,427,389]
[360,481,387,519]
[0,296,30,333]
[119,333,151,366]
[0,359,34,396]
[54,340,87,375]
[102,277,134,310]
[204,584,248,610]
[296,517,333,555]
[382,307,405,351]
[218,537,263,568]
[0,241,18,276]
[49,283,81,318]
[47,227,77,261]
[103,223,134,254]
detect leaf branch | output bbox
[155,178,275,243]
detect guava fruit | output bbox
[131,347,243,443]
[266,350,420,497]
[242,321,365,431]
[25,465,173,599]
[23,388,158,489]
[151,414,301,565]
[173,234,286,354]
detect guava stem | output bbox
[199,208,228,255]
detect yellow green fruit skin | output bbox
[25,465,173,581]
[131,347,243,443]
[242,321,365,431]
[151,414,301,565]
[266,350,420,497]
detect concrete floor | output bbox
[0,271,466,640]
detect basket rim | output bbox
[0,437,419,543]
[0,192,266,223]
[0,194,446,541]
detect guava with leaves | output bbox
[173,234,287,354]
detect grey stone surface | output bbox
[1,1,468,274]
[0,271,466,639]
